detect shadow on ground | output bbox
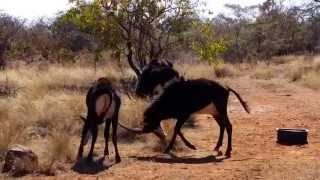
[72,157,113,175]
[132,154,226,164]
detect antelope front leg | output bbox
[178,131,196,150]
[87,125,98,162]
[103,120,112,160]
[77,122,89,161]
[164,119,184,154]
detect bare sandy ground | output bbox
[25,77,320,179]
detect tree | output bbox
[191,21,227,66]
[0,13,24,69]
[221,4,257,62]
[302,0,320,52]
[211,0,318,61]
[65,0,197,77]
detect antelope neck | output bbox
[152,76,181,98]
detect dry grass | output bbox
[214,63,238,78]
[0,56,319,177]
[39,132,76,175]
[0,76,19,97]
[118,96,147,142]
[175,62,241,80]
[0,63,128,174]
[301,71,320,90]
[175,63,216,80]
[251,62,278,80]
[249,55,320,90]
[0,121,22,161]
[0,62,145,174]
[284,56,320,89]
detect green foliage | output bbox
[64,0,198,76]
[214,1,320,61]
[191,21,227,66]
[1,0,320,68]
[55,2,122,50]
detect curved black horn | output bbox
[125,91,133,100]
[165,60,173,67]
[119,123,144,134]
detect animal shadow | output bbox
[72,157,113,174]
[132,154,226,164]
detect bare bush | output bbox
[214,64,237,78]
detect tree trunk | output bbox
[126,42,141,77]
[0,41,7,70]
[0,54,6,70]
[0,60,6,70]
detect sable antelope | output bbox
[120,62,250,157]
[120,60,198,150]
[77,77,121,162]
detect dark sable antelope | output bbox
[120,62,250,157]
[77,77,121,163]
[120,60,197,150]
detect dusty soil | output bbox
[27,77,320,179]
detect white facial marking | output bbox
[153,84,165,98]
[151,77,179,99]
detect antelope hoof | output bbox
[102,155,109,161]
[86,155,93,162]
[225,151,231,158]
[163,149,171,155]
[76,153,83,162]
[115,156,121,163]
[189,144,196,150]
[214,151,223,156]
[213,148,223,156]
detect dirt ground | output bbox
[25,76,320,180]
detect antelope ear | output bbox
[80,115,86,122]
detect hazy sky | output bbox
[0,0,305,21]
[0,0,71,21]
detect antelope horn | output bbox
[164,60,173,67]
[119,123,144,134]
[119,123,167,141]
[125,91,133,100]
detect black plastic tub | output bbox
[277,128,309,145]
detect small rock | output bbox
[2,144,38,177]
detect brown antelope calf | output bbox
[77,77,121,163]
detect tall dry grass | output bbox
[0,61,222,167]
[0,55,319,175]
[175,62,239,80]
[0,121,22,161]
[0,63,134,172]
[250,62,278,80]
[284,55,320,89]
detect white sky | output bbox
[0,0,305,21]
[0,0,72,21]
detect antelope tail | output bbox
[227,87,250,113]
